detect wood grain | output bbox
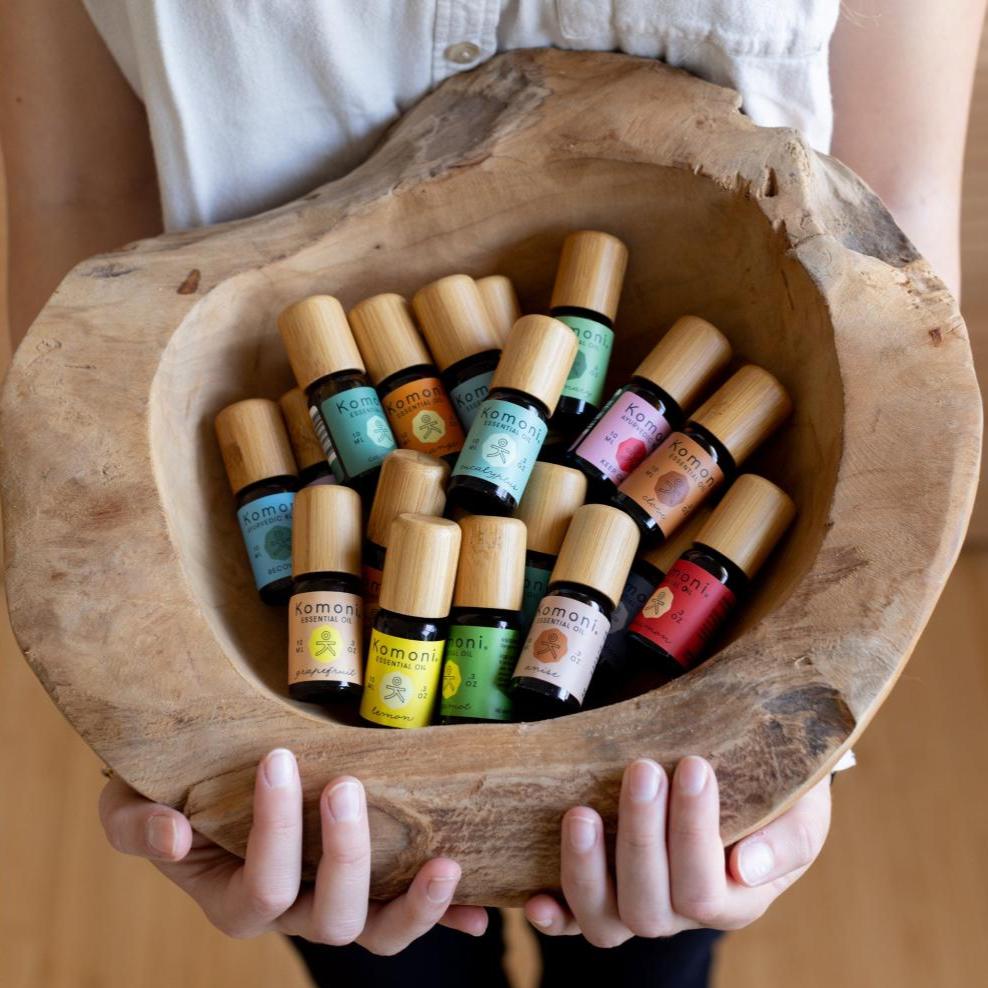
[0,50,981,905]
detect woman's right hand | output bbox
[98,749,488,953]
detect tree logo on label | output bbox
[264,525,292,561]
[381,672,412,708]
[485,433,517,466]
[308,625,339,662]
[533,628,567,663]
[643,587,673,619]
[654,471,689,506]
[615,438,647,474]
[366,415,394,448]
[442,660,461,699]
[412,409,446,444]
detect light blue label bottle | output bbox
[521,564,552,628]
[319,386,396,478]
[236,491,295,590]
[452,398,548,501]
[449,370,495,429]
[556,314,614,407]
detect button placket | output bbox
[432,0,499,81]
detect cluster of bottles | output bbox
[214,231,797,725]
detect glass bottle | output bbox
[279,387,337,487]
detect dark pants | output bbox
[290,911,723,988]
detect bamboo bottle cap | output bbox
[278,295,364,390]
[278,388,325,472]
[379,514,462,619]
[476,275,521,342]
[411,274,501,371]
[215,398,298,494]
[634,316,732,411]
[512,462,587,556]
[641,505,713,575]
[696,474,796,578]
[550,230,628,321]
[550,504,641,609]
[348,293,433,384]
[691,364,792,466]
[490,315,579,415]
[292,485,362,577]
[366,449,450,548]
[453,515,527,611]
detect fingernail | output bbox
[263,749,296,789]
[628,759,661,803]
[327,780,362,823]
[426,876,457,903]
[567,813,597,853]
[530,914,552,929]
[738,840,775,884]
[146,815,177,857]
[676,756,708,796]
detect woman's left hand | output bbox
[525,756,831,946]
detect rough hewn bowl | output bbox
[0,50,981,904]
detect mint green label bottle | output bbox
[319,386,395,477]
[440,625,521,721]
[556,314,614,407]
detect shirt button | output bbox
[445,41,481,65]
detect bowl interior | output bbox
[150,158,842,713]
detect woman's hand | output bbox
[525,756,831,946]
[99,749,488,953]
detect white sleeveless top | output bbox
[83,1,841,232]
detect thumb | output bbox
[99,775,194,862]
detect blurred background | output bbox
[1,8,985,988]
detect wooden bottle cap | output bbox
[278,387,325,472]
[640,505,713,575]
[691,364,792,466]
[292,485,362,577]
[549,230,628,321]
[278,295,364,390]
[490,315,579,415]
[550,504,640,608]
[695,474,796,578]
[348,293,432,384]
[453,515,527,611]
[512,462,587,556]
[366,449,450,548]
[215,398,298,494]
[411,274,501,371]
[634,316,732,411]
[476,275,521,342]
[379,514,462,619]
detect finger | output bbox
[98,775,193,862]
[438,905,490,937]
[729,776,831,889]
[524,894,581,936]
[306,777,371,945]
[616,759,675,938]
[667,757,727,927]
[359,858,462,956]
[560,808,632,948]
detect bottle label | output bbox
[236,491,295,590]
[599,566,663,670]
[308,405,344,482]
[521,564,553,628]
[449,370,495,429]
[556,314,614,408]
[513,594,610,703]
[319,386,396,478]
[452,399,547,501]
[440,624,521,721]
[362,563,384,637]
[617,432,723,537]
[360,631,445,728]
[383,376,465,458]
[628,559,735,669]
[288,591,363,686]
[572,389,672,485]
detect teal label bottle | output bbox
[237,491,295,591]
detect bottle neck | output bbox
[681,420,737,476]
[449,606,520,630]
[307,367,369,396]
[543,580,615,620]
[485,386,550,420]
[292,571,362,594]
[235,474,299,505]
[525,547,558,570]
[550,304,614,330]
[681,544,749,595]
[373,607,447,640]
[378,362,440,396]
[628,376,683,425]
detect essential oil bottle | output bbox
[215,398,300,605]
[360,514,461,729]
[288,485,364,704]
[511,504,639,719]
[549,230,629,433]
[448,315,578,515]
[612,364,791,543]
[440,515,527,724]
[412,274,502,430]
[627,474,795,678]
[349,293,465,462]
[476,274,521,343]
[363,449,450,636]
[512,462,587,629]
[279,387,337,487]
[279,295,397,494]
[568,316,732,496]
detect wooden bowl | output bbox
[0,50,981,905]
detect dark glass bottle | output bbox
[361,540,386,638]
[520,547,556,629]
[377,363,465,463]
[441,350,501,431]
[236,475,300,605]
